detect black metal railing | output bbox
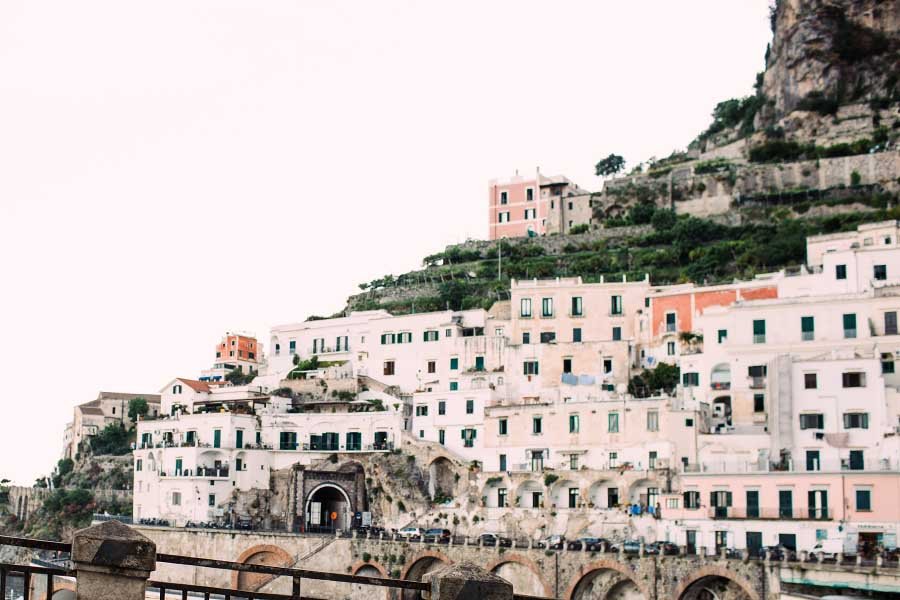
[0,535,72,600]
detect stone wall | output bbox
[6,486,50,523]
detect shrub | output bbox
[850,170,862,186]
[650,209,676,231]
[568,223,589,235]
[544,474,559,487]
[693,158,731,175]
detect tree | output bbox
[127,397,149,423]
[594,154,625,177]
[90,423,131,456]
[650,209,677,231]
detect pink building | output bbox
[487,170,587,240]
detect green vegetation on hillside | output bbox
[351,201,899,315]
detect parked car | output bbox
[234,518,253,531]
[567,537,605,551]
[538,535,566,550]
[425,528,451,543]
[356,525,386,537]
[651,542,680,556]
[398,527,423,539]
[810,539,844,561]
[755,545,796,561]
[616,540,642,555]
[479,533,511,547]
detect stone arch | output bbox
[231,544,294,591]
[400,550,451,600]
[551,478,579,508]
[515,480,544,508]
[564,559,651,600]
[673,566,758,600]
[428,456,457,500]
[482,476,509,508]
[351,561,389,600]
[588,478,615,508]
[305,482,353,531]
[486,554,552,598]
[36,578,76,600]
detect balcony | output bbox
[710,382,731,391]
[708,506,830,520]
[748,377,766,389]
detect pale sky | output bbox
[0,1,771,484]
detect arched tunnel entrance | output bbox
[305,483,352,532]
[678,574,754,600]
[568,566,648,600]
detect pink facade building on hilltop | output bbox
[488,169,589,240]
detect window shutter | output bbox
[726,492,733,506]
[710,492,717,507]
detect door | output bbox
[213,429,221,448]
[235,430,244,450]
[779,490,793,518]
[715,531,728,554]
[374,431,388,450]
[849,450,864,470]
[175,458,182,476]
[746,532,763,555]
[686,530,697,555]
[806,450,820,471]
[779,533,797,551]
[808,490,828,519]
[746,490,760,518]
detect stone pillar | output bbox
[424,562,513,600]
[836,551,843,564]
[72,520,156,600]
[742,548,750,563]
[639,543,645,558]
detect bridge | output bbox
[136,526,900,599]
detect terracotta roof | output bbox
[97,391,161,403]
[177,378,211,393]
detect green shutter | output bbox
[844,313,856,329]
[753,320,765,335]
[801,316,814,333]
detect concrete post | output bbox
[800,551,808,563]
[742,549,750,563]
[877,554,884,568]
[600,541,606,554]
[424,561,513,600]
[679,545,686,557]
[856,554,863,566]
[639,543,645,558]
[720,547,727,560]
[527,539,533,550]
[836,551,843,564]
[583,541,588,553]
[352,529,358,539]
[72,520,156,600]
[764,550,771,564]
[464,536,469,547]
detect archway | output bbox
[305,483,352,532]
[515,480,544,509]
[588,479,615,509]
[565,561,649,600]
[428,457,456,501]
[351,563,389,600]
[487,556,551,598]
[401,552,450,600]
[232,544,294,592]
[551,479,579,509]
[51,592,76,600]
[674,567,757,600]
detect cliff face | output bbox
[762,0,898,119]
[754,0,899,143]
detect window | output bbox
[612,326,622,341]
[235,430,244,450]
[778,489,793,518]
[419,430,424,438]
[495,327,504,336]
[427,360,436,374]
[571,296,583,316]
[415,405,428,417]
[843,313,857,338]
[540,331,556,344]
[523,360,539,375]
[843,412,869,429]
[520,298,532,317]
[682,372,699,387]
[649,451,657,469]
[608,412,619,433]
[608,452,618,468]
[886,311,898,335]
[461,428,476,447]
[449,381,458,391]
[806,450,820,471]
[524,208,536,220]
[172,492,181,506]
[213,429,221,448]
[842,372,866,388]
[746,490,760,518]
[475,356,485,370]
[801,316,815,341]
[856,489,872,511]
[667,341,676,356]
[607,487,619,507]
[499,454,506,471]
[274,343,280,356]
[135,459,142,472]
[666,312,676,332]
[424,330,439,342]
[562,358,572,374]
[438,429,445,445]
[836,264,847,280]
[450,357,459,370]
[532,416,542,434]
[497,488,507,508]
[498,418,508,436]
[685,418,694,427]
[569,454,579,470]
[603,358,612,374]
[569,414,580,433]
[466,399,474,414]
[498,211,510,223]
[882,353,895,374]
[383,361,395,376]
[683,491,700,509]
[647,410,659,431]
[875,264,887,281]
[208,494,216,507]
[526,187,534,201]
[568,487,579,508]
[804,373,818,389]
[611,295,623,315]
[799,413,824,429]
[753,394,765,413]
[445,328,452,337]
[438,401,446,415]
[753,319,766,344]
[541,297,553,317]
[717,329,727,343]
[380,333,395,345]
[572,328,582,342]
[748,365,767,378]
[500,190,508,204]
[522,332,531,344]
[848,449,864,470]
[289,340,296,354]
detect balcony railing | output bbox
[748,377,766,389]
[708,506,831,520]
[685,457,899,474]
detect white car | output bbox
[810,538,845,560]
[398,527,423,539]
